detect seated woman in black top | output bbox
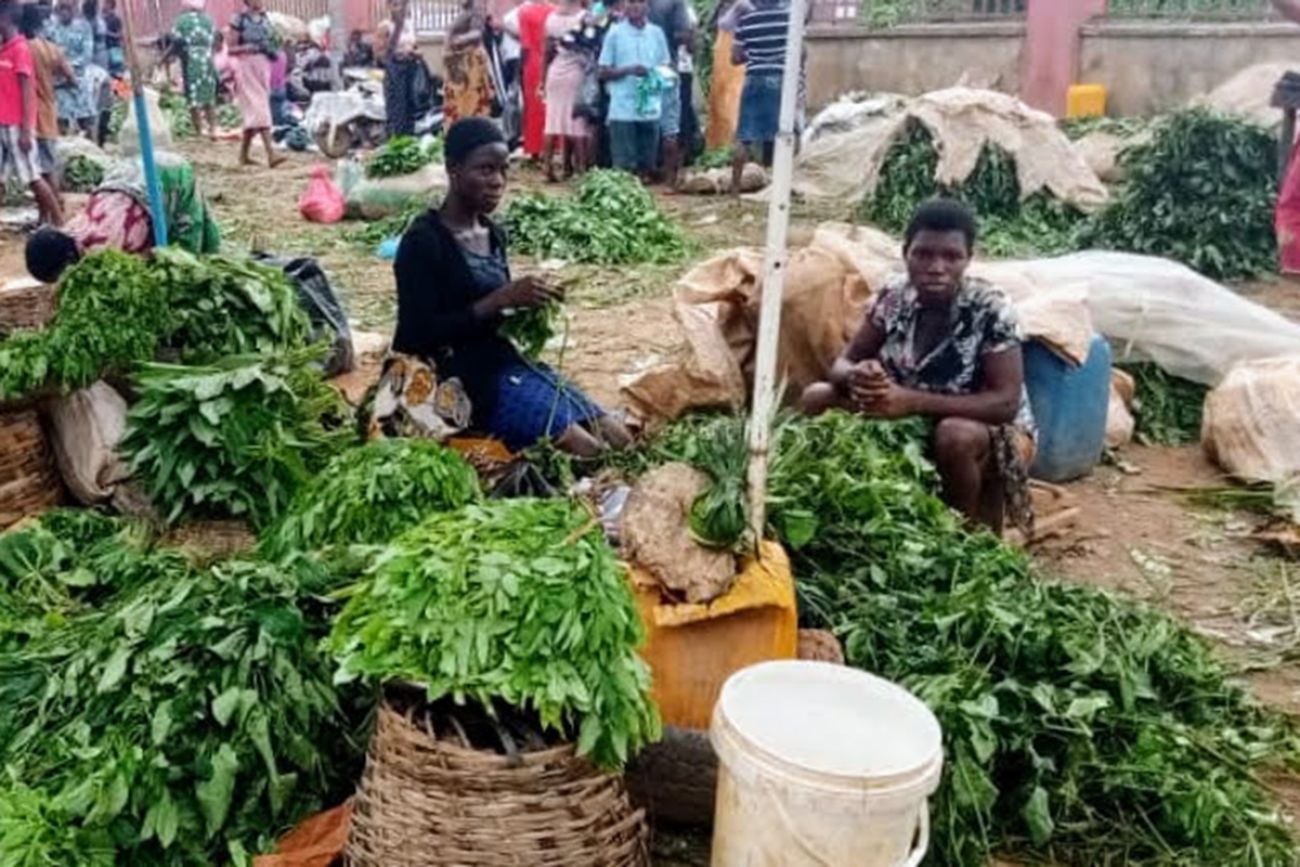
[392,118,632,456]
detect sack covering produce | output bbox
[1203,356,1300,519]
[299,165,347,224]
[788,88,1108,211]
[48,381,130,505]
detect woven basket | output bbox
[0,280,57,334]
[164,520,258,559]
[347,701,649,867]
[0,409,62,529]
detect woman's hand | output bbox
[477,276,563,317]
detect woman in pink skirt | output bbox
[541,0,591,181]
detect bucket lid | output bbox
[716,660,942,784]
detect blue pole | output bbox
[119,0,167,247]
[132,88,168,248]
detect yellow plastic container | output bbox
[1067,84,1107,119]
[631,541,798,731]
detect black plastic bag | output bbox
[252,252,355,376]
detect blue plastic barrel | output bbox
[1023,334,1113,482]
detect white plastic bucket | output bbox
[709,660,943,867]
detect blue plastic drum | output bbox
[1023,334,1113,483]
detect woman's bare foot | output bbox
[268,156,287,168]
[240,157,257,166]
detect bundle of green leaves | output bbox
[1078,109,1277,280]
[631,412,1298,866]
[120,351,351,528]
[499,300,561,360]
[0,512,362,866]
[861,120,1085,259]
[152,248,311,363]
[504,170,689,264]
[261,439,482,559]
[366,135,441,179]
[326,498,661,770]
[1119,362,1209,447]
[159,85,241,137]
[0,250,169,401]
[63,155,105,193]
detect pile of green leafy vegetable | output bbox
[861,120,1085,258]
[1078,109,1277,280]
[0,510,362,866]
[365,135,441,179]
[628,411,1298,866]
[261,439,481,559]
[121,350,351,528]
[326,497,661,771]
[504,170,690,264]
[0,250,169,401]
[1118,362,1209,447]
[63,155,105,192]
[152,248,310,362]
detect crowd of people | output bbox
[365,0,802,190]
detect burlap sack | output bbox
[48,381,131,505]
[1203,356,1300,486]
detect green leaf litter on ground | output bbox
[326,497,661,771]
[621,411,1299,866]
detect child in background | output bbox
[0,0,64,226]
[597,0,670,179]
[21,3,71,224]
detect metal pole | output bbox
[120,0,169,246]
[745,0,806,539]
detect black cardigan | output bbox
[392,209,519,424]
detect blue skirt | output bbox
[736,72,782,145]
[485,361,605,451]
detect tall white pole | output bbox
[746,0,807,539]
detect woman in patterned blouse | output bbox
[801,199,1035,535]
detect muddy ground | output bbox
[3,140,1298,865]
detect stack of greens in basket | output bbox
[504,169,689,264]
[627,411,1299,866]
[0,250,169,400]
[0,510,363,866]
[326,497,661,771]
[0,248,314,403]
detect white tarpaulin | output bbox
[787,88,1109,211]
[1193,62,1294,128]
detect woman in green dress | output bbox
[170,0,219,139]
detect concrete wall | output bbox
[1079,21,1300,116]
[804,22,1024,109]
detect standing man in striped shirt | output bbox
[730,0,794,195]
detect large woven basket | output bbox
[0,279,57,335]
[0,409,62,529]
[347,701,649,867]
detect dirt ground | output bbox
[3,140,1299,864]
